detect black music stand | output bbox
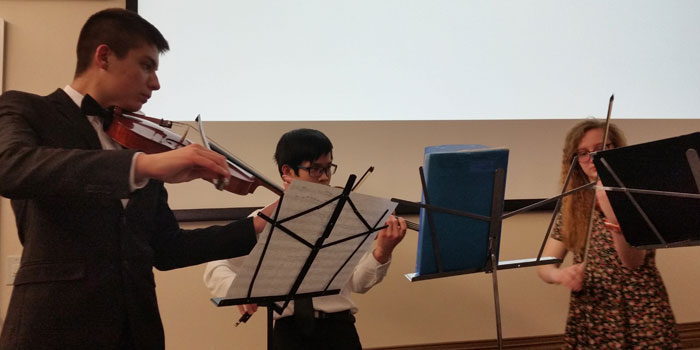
[212,175,395,350]
[593,132,700,248]
[392,163,570,350]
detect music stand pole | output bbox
[486,168,507,350]
[267,306,273,350]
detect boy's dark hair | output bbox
[75,8,169,76]
[274,129,333,175]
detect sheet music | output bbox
[225,180,397,299]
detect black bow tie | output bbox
[81,94,114,131]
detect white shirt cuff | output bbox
[129,152,149,192]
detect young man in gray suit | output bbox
[0,8,272,349]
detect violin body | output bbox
[106,108,281,196]
[107,110,190,152]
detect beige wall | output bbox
[1,2,699,349]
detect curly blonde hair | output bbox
[559,120,626,253]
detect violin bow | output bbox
[194,116,283,196]
[351,165,420,231]
[351,166,374,192]
[196,115,229,190]
[581,94,614,264]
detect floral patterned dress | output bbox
[552,211,681,349]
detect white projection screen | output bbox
[134,0,700,122]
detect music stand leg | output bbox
[268,307,274,350]
[490,250,503,350]
[488,168,506,350]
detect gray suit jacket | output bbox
[0,89,257,349]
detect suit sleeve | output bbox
[0,91,136,199]
[149,187,257,270]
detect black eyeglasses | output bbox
[297,163,338,177]
[575,144,613,162]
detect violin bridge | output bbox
[179,127,189,146]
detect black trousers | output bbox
[118,317,137,350]
[273,313,362,350]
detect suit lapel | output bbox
[46,89,103,150]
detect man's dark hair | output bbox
[75,8,169,76]
[274,129,333,175]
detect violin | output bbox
[105,107,283,196]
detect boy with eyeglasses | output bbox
[204,128,406,350]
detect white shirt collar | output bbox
[63,85,84,109]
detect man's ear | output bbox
[95,44,112,70]
[281,164,295,178]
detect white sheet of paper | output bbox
[226,180,397,300]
